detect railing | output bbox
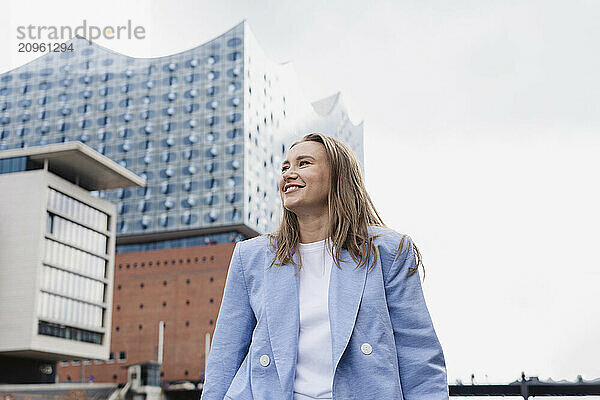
[450,376,600,398]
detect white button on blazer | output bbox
[259,354,270,367]
[360,343,372,355]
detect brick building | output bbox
[57,242,235,383]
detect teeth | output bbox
[285,185,301,193]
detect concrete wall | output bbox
[0,170,46,352]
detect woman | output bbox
[201,133,448,400]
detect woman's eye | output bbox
[281,166,288,172]
[299,160,310,166]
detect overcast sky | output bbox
[2,0,599,392]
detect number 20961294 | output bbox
[18,42,74,53]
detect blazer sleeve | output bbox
[201,242,256,400]
[383,236,449,400]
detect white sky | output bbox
[2,0,599,391]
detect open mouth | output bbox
[284,184,303,193]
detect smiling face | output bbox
[279,141,331,217]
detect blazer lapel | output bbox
[328,248,368,372]
[264,249,300,397]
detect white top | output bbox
[293,238,334,400]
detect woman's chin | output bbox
[283,201,300,214]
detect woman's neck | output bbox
[297,211,329,244]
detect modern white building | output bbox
[0,142,144,382]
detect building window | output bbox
[38,321,102,344]
[118,351,126,362]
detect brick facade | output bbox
[57,242,235,383]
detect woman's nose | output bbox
[282,168,298,180]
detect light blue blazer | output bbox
[201,226,448,400]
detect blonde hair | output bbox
[269,133,422,276]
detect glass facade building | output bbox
[0,22,363,243]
